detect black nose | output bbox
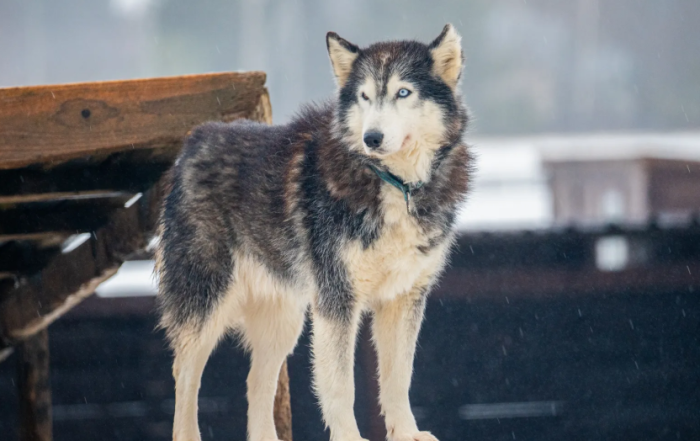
[363,131,384,149]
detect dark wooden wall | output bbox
[1,223,699,441]
[0,289,697,441]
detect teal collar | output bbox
[368,164,424,213]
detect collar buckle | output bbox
[368,164,424,214]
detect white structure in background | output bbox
[456,139,551,230]
[98,132,700,297]
[97,260,158,298]
[457,131,700,230]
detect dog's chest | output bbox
[343,194,449,303]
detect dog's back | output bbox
[157,104,334,327]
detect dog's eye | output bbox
[361,92,370,101]
[397,88,412,98]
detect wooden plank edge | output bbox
[256,88,273,125]
[0,190,129,205]
[0,186,158,344]
[0,71,268,170]
[17,329,52,441]
[0,232,71,248]
[274,359,293,441]
[11,267,118,340]
[0,79,272,346]
[0,71,266,95]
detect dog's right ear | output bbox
[429,24,463,89]
[326,32,360,88]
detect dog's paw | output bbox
[391,431,439,441]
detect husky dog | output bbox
[157,24,470,441]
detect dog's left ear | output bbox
[327,32,360,88]
[429,24,463,89]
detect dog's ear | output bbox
[429,24,463,89]
[326,32,360,88]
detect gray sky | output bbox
[1,0,699,134]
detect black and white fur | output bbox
[157,24,470,441]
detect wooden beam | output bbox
[274,360,293,441]
[0,187,159,342]
[0,160,170,200]
[0,72,266,170]
[0,232,70,248]
[17,329,52,441]
[0,241,59,276]
[0,201,118,236]
[0,87,272,344]
[0,191,127,205]
[0,271,16,281]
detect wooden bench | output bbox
[0,72,291,441]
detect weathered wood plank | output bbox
[0,191,127,205]
[274,360,293,441]
[0,87,272,343]
[0,189,155,341]
[0,232,69,247]
[0,241,59,277]
[0,72,266,170]
[0,201,122,236]
[0,159,170,201]
[17,329,52,441]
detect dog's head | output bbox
[327,25,465,164]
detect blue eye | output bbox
[397,88,412,98]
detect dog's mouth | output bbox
[400,134,412,150]
[363,146,386,157]
[362,135,412,157]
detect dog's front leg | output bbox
[311,305,367,441]
[372,289,438,441]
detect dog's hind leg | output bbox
[158,228,234,441]
[242,293,307,441]
[170,319,227,441]
[372,289,438,441]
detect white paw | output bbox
[391,431,439,441]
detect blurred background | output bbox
[1,1,699,440]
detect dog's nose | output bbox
[363,131,384,149]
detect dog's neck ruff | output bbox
[368,163,424,213]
